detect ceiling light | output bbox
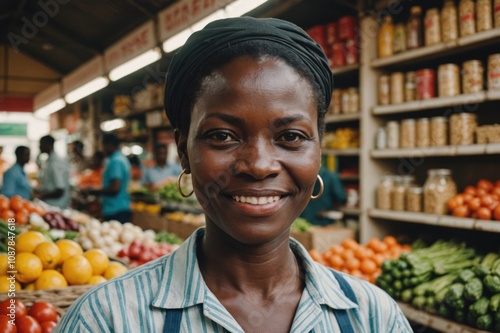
[100,119,126,132]
[34,98,66,118]
[65,77,109,104]
[225,0,269,18]
[163,28,193,53]
[191,9,226,32]
[109,48,162,81]
[131,145,144,155]
[121,146,131,155]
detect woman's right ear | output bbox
[174,129,189,171]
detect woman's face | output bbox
[177,56,321,245]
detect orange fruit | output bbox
[15,253,43,283]
[83,249,110,276]
[24,282,35,291]
[103,262,128,280]
[0,274,21,292]
[56,239,83,263]
[88,275,107,285]
[15,231,48,253]
[327,255,344,269]
[383,235,398,247]
[309,250,322,262]
[349,269,364,279]
[345,257,361,271]
[340,249,355,260]
[34,242,62,269]
[360,258,378,275]
[1,210,15,221]
[341,238,359,250]
[329,245,344,255]
[0,254,8,275]
[9,195,24,212]
[35,269,68,290]
[354,247,368,260]
[372,253,385,266]
[62,255,92,285]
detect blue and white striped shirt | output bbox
[55,229,412,332]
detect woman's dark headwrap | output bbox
[164,16,333,130]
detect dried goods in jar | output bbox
[424,169,457,214]
[430,116,448,146]
[438,64,460,97]
[378,16,395,58]
[376,127,387,149]
[407,186,423,212]
[394,23,407,53]
[425,8,441,46]
[488,54,500,91]
[442,0,459,42]
[378,75,391,105]
[347,88,359,113]
[459,0,476,37]
[377,176,394,210]
[341,90,350,114]
[450,113,477,145]
[417,118,431,147]
[400,119,416,148]
[405,71,417,102]
[495,0,500,27]
[462,60,484,94]
[390,72,405,104]
[416,69,436,100]
[391,177,407,211]
[407,6,423,49]
[387,121,400,149]
[476,0,493,32]
[331,89,342,114]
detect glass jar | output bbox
[459,0,476,37]
[400,119,416,148]
[378,75,391,105]
[405,71,417,102]
[347,87,360,113]
[424,169,457,214]
[438,64,461,97]
[341,89,350,114]
[387,121,400,149]
[430,116,448,146]
[379,16,395,58]
[407,6,423,49]
[495,0,500,28]
[331,89,342,114]
[394,23,407,53]
[377,176,394,210]
[450,113,478,145]
[488,54,500,91]
[390,72,405,104]
[376,127,387,149]
[417,118,431,147]
[425,8,441,46]
[407,186,423,212]
[476,0,493,32]
[462,60,484,94]
[391,177,406,211]
[442,0,459,42]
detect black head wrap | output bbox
[164,16,333,130]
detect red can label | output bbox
[416,69,436,100]
[307,25,326,50]
[345,39,359,65]
[330,42,346,68]
[338,16,357,41]
[326,22,338,45]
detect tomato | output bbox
[496,180,500,188]
[139,250,154,263]
[492,187,500,197]
[16,315,41,333]
[480,194,494,208]
[40,321,56,333]
[452,205,470,218]
[27,303,58,324]
[0,196,9,211]
[476,188,488,196]
[0,299,27,318]
[477,179,494,192]
[462,193,474,203]
[464,186,477,196]
[128,241,142,259]
[448,196,462,211]
[494,205,500,221]
[476,207,492,220]
[0,314,16,333]
[468,197,481,211]
[9,196,24,212]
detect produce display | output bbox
[309,236,411,283]
[322,128,360,150]
[290,217,312,233]
[117,240,179,268]
[448,179,500,220]
[376,239,500,332]
[0,299,59,333]
[0,195,45,225]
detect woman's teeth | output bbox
[232,195,280,205]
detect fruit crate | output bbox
[132,211,169,232]
[0,285,94,315]
[290,226,357,253]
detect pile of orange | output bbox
[0,195,45,224]
[309,236,411,283]
[0,231,128,292]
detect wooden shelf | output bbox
[325,113,360,124]
[369,209,500,233]
[371,144,500,158]
[322,148,360,156]
[371,28,500,68]
[397,302,491,333]
[339,206,360,216]
[331,64,359,76]
[339,174,359,181]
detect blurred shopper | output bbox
[69,140,89,174]
[142,143,181,190]
[1,146,32,199]
[36,135,70,208]
[300,166,347,226]
[127,154,143,181]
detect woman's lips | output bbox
[232,195,280,205]
[229,195,285,216]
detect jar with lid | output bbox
[341,90,350,114]
[416,118,430,147]
[377,176,394,210]
[462,60,484,94]
[430,116,448,146]
[331,89,342,114]
[424,169,457,214]
[376,127,387,149]
[387,121,400,149]
[391,177,406,211]
[378,75,391,105]
[407,186,423,212]
[378,16,395,58]
[438,64,461,97]
[416,69,436,100]
[488,54,500,91]
[407,6,423,49]
[425,8,441,46]
[442,0,459,42]
[405,71,417,102]
[347,87,360,113]
[495,0,500,28]
[459,0,476,37]
[476,0,493,32]
[394,23,407,53]
[400,119,416,148]
[390,72,405,104]
[450,113,477,145]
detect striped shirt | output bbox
[54,229,412,332]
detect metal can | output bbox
[307,25,327,50]
[325,22,338,45]
[495,0,500,28]
[417,118,431,147]
[438,64,460,97]
[330,42,346,68]
[442,0,459,42]
[400,118,416,148]
[394,23,407,54]
[338,15,357,41]
[331,89,342,115]
[387,121,400,149]
[459,0,476,37]
[416,69,436,100]
[345,39,359,65]
[450,113,477,145]
[425,8,441,46]
[347,88,360,113]
[405,71,417,102]
[488,54,500,91]
[390,72,405,104]
[430,116,448,146]
[378,75,391,105]
[376,127,387,149]
[476,0,493,32]
[341,90,350,114]
[462,60,484,94]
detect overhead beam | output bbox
[122,0,155,18]
[39,23,100,56]
[7,0,28,31]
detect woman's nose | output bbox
[232,139,281,179]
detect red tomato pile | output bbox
[117,241,179,268]
[0,195,45,225]
[448,179,500,221]
[0,299,59,333]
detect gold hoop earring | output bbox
[177,169,194,198]
[310,175,324,200]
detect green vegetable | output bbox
[437,304,451,318]
[290,218,312,233]
[490,293,500,312]
[444,283,465,309]
[473,265,491,278]
[464,277,483,301]
[454,309,465,323]
[393,280,403,291]
[470,297,490,317]
[155,231,183,245]
[476,314,493,330]
[457,269,476,283]
[492,258,500,277]
[484,274,500,293]
[381,260,394,273]
[482,253,499,269]
[401,289,413,303]
[412,296,426,310]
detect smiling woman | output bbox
[54,17,412,333]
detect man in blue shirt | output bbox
[89,133,131,223]
[1,146,31,199]
[142,143,181,190]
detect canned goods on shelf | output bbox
[325,22,338,45]
[331,89,342,115]
[462,60,484,94]
[488,54,500,91]
[390,72,405,104]
[416,118,430,147]
[430,116,448,146]
[387,121,400,149]
[338,15,357,41]
[378,75,391,105]
[400,119,416,148]
[438,64,460,97]
[459,0,476,37]
[405,71,417,102]
[425,8,441,46]
[476,0,493,32]
[495,0,500,28]
[394,23,407,54]
[450,113,477,145]
[416,69,436,100]
[346,88,359,113]
[442,0,459,42]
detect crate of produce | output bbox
[290,226,356,253]
[165,212,205,240]
[132,211,168,232]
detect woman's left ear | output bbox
[174,129,190,172]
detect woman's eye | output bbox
[211,132,233,142]
[278,132,304,142]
